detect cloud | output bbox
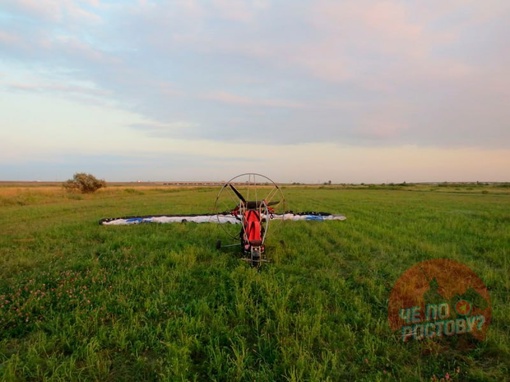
[203,91,305,109]
[129,121,201,138]
[1,0,509,154]
[0,30,21,46]
[1,0,101,23]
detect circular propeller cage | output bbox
[214,173,286,242]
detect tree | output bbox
[63,172,106,193]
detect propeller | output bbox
[229,184,280,209]
[229,184,246,204]
[245,200,280,209]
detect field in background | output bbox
[0,183,508,380]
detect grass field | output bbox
[0,183,509,381]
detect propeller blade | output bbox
[245,200,280,209]
[229,184,246,204]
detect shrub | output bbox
[63,173,106,194]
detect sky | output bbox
[1,0,509,183]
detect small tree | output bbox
[63,172,106,193]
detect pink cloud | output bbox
[358,108,410,140]
[204,90,304,109]
[13,0,63,21]
[211,0,255,22]
[4,0,101,23]
[0,31,21,46]
[292,1,479,84]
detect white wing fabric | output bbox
[100,212,346,225]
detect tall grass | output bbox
[0,184,508,380]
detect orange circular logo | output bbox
[388,259,491,343]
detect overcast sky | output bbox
[1,0,509,183]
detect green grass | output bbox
[0,184,509,381]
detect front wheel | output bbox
[251,246,261,268]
